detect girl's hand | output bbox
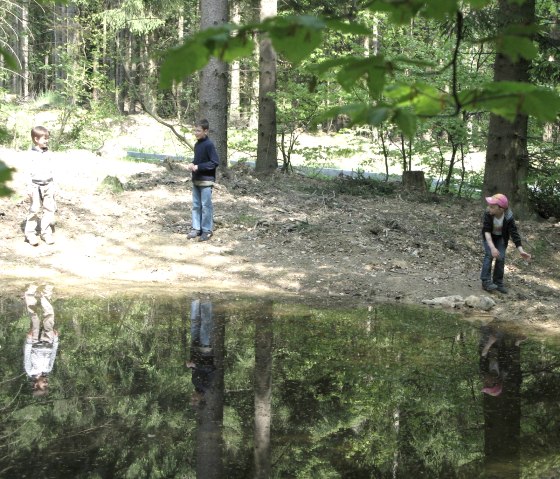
[520,251,531,261]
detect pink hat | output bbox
[481,383,503,396]
[485,193,508,209]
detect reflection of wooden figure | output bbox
[479,323,524,478]
[185,299,225,479]
[23,284,58,397]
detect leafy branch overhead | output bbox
[159,0,560,138]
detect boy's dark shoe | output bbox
[496,285,508,294]
[26,235,39,246]
[187,230,201,239]
[482,283,498,292]
[199,231,212,242]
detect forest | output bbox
[0,0,559,218]
[1,2,560,477]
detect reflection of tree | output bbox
[188,300,226,479]
[254,300,273,479]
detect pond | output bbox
[1,286,559,479]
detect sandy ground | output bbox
[1,117,559,334]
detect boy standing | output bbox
[186,119,219,242]
[480,193,531,293]
[24,126,56,246]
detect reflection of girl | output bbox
[479,326,505,397]
[479,324,526,397]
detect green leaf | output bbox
[310,57,352,75]
[159,26,254,88]
[0,47,18,70]
[160,40,210,89]
[318,103,392,128]
[423,0,459,19]
[366,0,420,24]
[266,16,325,65]
[324,18,371,35]
[460,82,560,122]
[0,160,15,197]
[393,108,417,138]
[497,35,537,62]
[335,56,387,98]
[384,82,445,115]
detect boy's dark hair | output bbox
[31,126,49,139]
[197,119,209,131]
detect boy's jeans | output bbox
[190,300,213,347]
[191,184,213,233]
[480,236,506,286]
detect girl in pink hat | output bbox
[480,193,531,293]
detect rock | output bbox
[465,295,496,311]
[422,295,465,308]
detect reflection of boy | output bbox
[186,300,215,406]
[24,126,57,246]
[25,284,55,343]
[23,284,58,396]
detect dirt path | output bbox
[1,142,559,332]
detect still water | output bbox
[1,288,559,479]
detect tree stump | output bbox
[402,170,427,192]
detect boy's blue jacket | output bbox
[481,210,523,248]
[192,136,219,182]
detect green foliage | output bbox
[0,160,15,196]
[159,2,560,139]
[460,81,560,123]
[0,46,18,70]
[528,157,560,219]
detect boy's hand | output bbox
[520,251,531,261]
[490,247,500,258]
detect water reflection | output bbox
[479,321,525,479]
[23,284,58,397]
[0,294,559,478]
[187,299,225,478]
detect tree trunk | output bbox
[248,34,259,129]
[484,0,535,217]
[199,0,229,168]
[255,0,278,175]
[21,0,29,98]
[229,2,242,126]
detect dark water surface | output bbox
[1,291,560,479]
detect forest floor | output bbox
[1,114,559,333]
